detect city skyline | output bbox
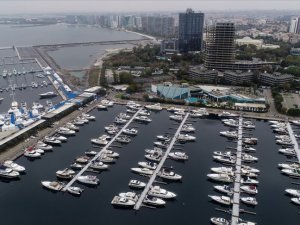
[0,0,300,15]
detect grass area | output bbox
[88,67,100,87]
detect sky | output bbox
[0,0,300,14]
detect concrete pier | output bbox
[286,123,300,162]
[231,117,243,225]
[62,108,143,191]
[134,113,190,210]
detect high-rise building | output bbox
[178,8,204,52]
[141,16,175,37]
[204,22,236,70]
[289,16,300,34]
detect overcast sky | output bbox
[0,0,299,14]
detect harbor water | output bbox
[0,105,299,225]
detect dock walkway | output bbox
[231,117,243,225]
[134,113,190,210]
[62,108,143,191]
[287,123,300,162]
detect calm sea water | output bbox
[0,105,299,225]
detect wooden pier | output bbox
[231,117,243,225]
[286,123,300,162]
[62,108,143,191]
[133,113,190,210]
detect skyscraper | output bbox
[204,22,236,70]
[178,8,204,52]
[289,16,300,34]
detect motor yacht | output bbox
[75,155,90,164]
[168,151,188,161]
[145,153,162,162]
[3,160,25,172]
[278,148,296,156]
[39,91,58,99]
[158,168,182,180]
[111,196,136,208]
[119,192,139,202]
[210,217,229,225]
[101,99,114,107]
[237,219,257,225]
[153,141,168,149]
[97,104,107,110]
[134,115,152,123]
[77,175,99,185]
[177,133,196,142]
[138,110,150,116]
[145,103,162,111]
[126,109,137,114]
[128,179,146,189]
[138,161,157,170]
[291,197,300,205]
[214,185,233,195]
[41,181,64,191]
[81,113,96,121]
[53,134,67,142]
[219,111,238,118]
[213,155,236,165]
[67,186,84,196]
[0,165,20,179]
[207,174,234,183]
[73,119,85,126]
[241,165,260,174]
[91,137,108,145]
[90,160,109,170]
[122,128,138,135]
[24,149,41,158]
[114,117,127,124]
[44,136,61,145]
[148,186,176,199]
[243,146,256,152]
[211,167,234,176]
[181,124,195,132]
[285,189,300,197]
[98,154,116,163]
[56,127,76,136]
[213,151,235,157]
[241,177,259,185]
[85,150,98,156]
[169,114,183,121]
[242,154,258,163]
[145,148,163,155]
[36,141,53,151]
[119,113,131,120]
[243,138,258,145]
[174,110,185,116]
[219,131,238,139]
[156,135,171,141]
[291,120,300,126]
[56,168,75,179]
[208,195,232,205]
[278,163,300,170]
[70,163,84,170]
[241,197,258,206]
[281,168,300,177]
[190,112,203,118]
[102,150,119,158]
[240,185,258,195]
[116,135,131,144]
[131,167,154,175]
[143,195,166,206]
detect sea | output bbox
[0,105,299,225]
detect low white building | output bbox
[235,37,263,49]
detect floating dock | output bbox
[134,113,190,210]
[62,108,143,191]
[286,123,300,162]
[231,117,243,225]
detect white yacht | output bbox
[158,168,182,180]
[98,154,116,163]
[213,185,233,195]
[70,163,84,170]
[168,151,188,161]
[39,91,58,99]
[102,150,119,158]
[44,136,61,145]
[67,186,84,196]
[53,134,67,142]
[291,197,300,205]
[90,161,109,170]
[116,135,131,144]
[211,217,229,225]
[219,111,238,118]
[119,113,131,120]
[241,165,260,174]
[241,154,258,163]
[75,155,90,164]
[97,104,107,110]
[119,192,139,202]
[153,141,168,149]
[241,177,259,185]
[101,99,114,107]
[278,148,296,156]
[111,196,136,208]
[131,167,154,175]
[190,112,203,118]
[85,150,98,156]
[138,161,157,170]
[0,165,20,179]
[241,197,258,206]
[148,186,177,199]
[41,181,64,191]
[181,124,195,132]
[114,117,127,124]
[81,113,96,121]
[286,189,300,197]
[145,153,162,162]
[291,120,300,126]
[3,160,25,172]
[145,103,162,111]
[24,150,41,158]
[220,131,238,139]
[213,155,236,165]
[177,133,196,141]
[77,175,99,185]
[278,163,300,170]
[169,114,183,121]
[145,148,163,155]
[208,195,232,205]
[174,110,185,116]
[134,115,152,123]
[143,195,166,206]
[240,185,258,195]
[156,135,171,141]
[122,128,138,135]
[36,141,53,151]
[281,168,300,177]
[56,168,75,180]
[207,174,233,183]
[211,167,234,176]
[91,137,108,146]
[56,127,76,136]
[138,110,150,116]
[128,179,146,189]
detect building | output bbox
[141,16,175,37]
[151,83,190,100]
[160,39,178,53]
[189,66,218,83]
[289,16,300,34]
[259,72,294,86]
[291,48,300,56]
[178,9,205,52]
[204,22,236,70]
[235,36,263,49]
[223,70,255,85]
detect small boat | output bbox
[3,160,25,172]
[73,119,85,126]
[56,168,75,179]
[39,91,58,99]
[138,110,150,116]
[243,146,256,152]
[102,150,119,158]
[41,181,64,191]
[101,99,114,107]
[85,150,98,156]
[119,191,139,202]
[241,154,258,163]
[219,111,238,118]
[240,185,258,195]
[81,113,96,121]
[243,138,258,145]
[144,103,162,111]
[190,112,203,118]
[145,148,163,155]
[240,197,258,206]
[210,217,230,225]
[208,195,232,205]
[148,186,177,199]
[122,128,138,135]
[70,163,84,170]
[156,135,171,141]
[177,133,196,142]
[237,219,257,225]
[158,168,182,181]
[116,135,131,144]
[241,177,259,185]
[56,127,76,136]
[138,161,157,170]
[44,136,61,145]
[169,114,183,121]
[285,188,300,197]
[97,104,107,110]
[211,167,234,176]
[174,110,185,115]
[53,135,67,142]
[114,117,127,124]
[24,150,41,158]
[98,154,116,163]
[66,123,79,131]
[111,196,135,208]
[67,186,84,196]
[143,195,166,206]
[145,153,162,162]
[90,160,109,170]
[220,131,238,139]
[213,151,235,157]
[77,175,99,185]
[278,163,300,170]
[134,115,152,123]
[291,197,300,205]
[119,113,131,120]
[168,151,188,161]
[126,109,137,114]
[213,155,236,165]
[181,124,195,132]
[281,168,300,177]
[128,179,146,189]
[36,141,53,151]
[131,167,153,175]
[0,165,20,179]
[153,141,168,149]
[214,185,233,195]
[207,174,233,183]
[241,165,260,174]
[91,137,108,146]
[75,156,90,164]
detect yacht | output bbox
[77,175,99,185]
[56,127,76,136]
[174,110,185,116]
[119,113,131,120]
[128,179,146,189]
[97,104,107,110]
[285,189,300,197]
[190,112,203,118]
[41,181,64,191]
[207,174,233,183]
[145,152,163,162]
[242,154,258,163]
[53,134,67,142]
[211,167,234,176]
[75,155,90,164]
[241,169,258,178]
[291,197,300,205]
[143,195,166,206]
[158,168,182,180]
[210,217,230,225]
[243,146,256,153]
[85,150,98,156]
[90,160,109,170]
[101,99,114,107]
[291,120,300,126]
[177,133,196,142]
[114,117,127,124]
[214,185,233,195]
[67,186,84,196]
[243,138,258,145]
[116,135,131,144]
[98,154,116,163]
[219,111,238,118]
[181,124,195,132]
[169,114,183,121]
[219,131,238,139]
[119,192,139,202]
[122,128,138,135]
[167,107,184,112]
[126,109,137,114]
[111,196,136,208]
[148,186,176,199]
[145,148,163,155]
[3,160,25,172]
[281,168,300,177]
[70,163,84,170]
[240,185,258,195]
[278,148,296,156]
[134,115,152,123]
[81,113,96,121]
[24,149,41,158]
[241,177,259,185]
[0,165,20,179]
[237,220,256,225]
[39,91,58,99]
[278,163,300,170]
[138,161,157,170]
[168,151,188,161]
[241,197,258,206]
[44,136,61,146]
[154,141,168,149]
[213,151,235,157]
[208,195,232,205]
[213,155,236,165]
[145,103,162,111]
[156,135,171,141]
[36,141,53,151]
[241,165,260,174]
[102,150,119,158]
[138,110,150,116]
[56,168,75,179]
[131,167,154,175]
[91,137,108,146]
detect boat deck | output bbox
[133,113,190,210]
[62,108,143,191]
[287,123,300,162]
[231,117,243,225]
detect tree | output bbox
[119,72,133,84]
